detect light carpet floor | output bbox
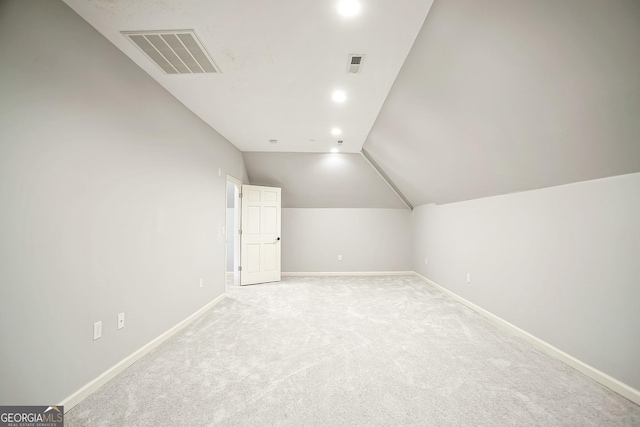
[66,275,640,426]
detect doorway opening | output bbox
[225,176,242,290]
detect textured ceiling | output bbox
[63,0,433,154]
[244,152,406,209]
[364,0,640,205]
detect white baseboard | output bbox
[281,271,414,277]
[59,294,226,413]
[413,272,640,406]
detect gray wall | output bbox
[282,209,411,272]
[411,173,640,391]
[0,0,247,405]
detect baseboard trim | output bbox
[413,272,640,406]
[281,271,414,277]
[59,294,226,413]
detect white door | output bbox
[240,185,281,285]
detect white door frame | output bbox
[225,175,242,290]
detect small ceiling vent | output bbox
[122,30,221,75]
[347,54,365,74]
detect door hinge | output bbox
[239,229,242,235]
[238,266,242,272]
[239,193,243,199]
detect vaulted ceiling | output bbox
[244,152,406,208]
[63,0,433,154]
[64,0,640,208]
[365,0,640,205]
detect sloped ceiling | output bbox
[244,153,406,209]
[62,0,433,154]
[62,0,640,208]
[365,0,640,206]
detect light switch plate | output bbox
[93,321,102,340]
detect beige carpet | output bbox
[66,275,640,426]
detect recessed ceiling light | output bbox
[331,148,340,153]
[332,90,347,103]
[331,128,342,136]
[338,0,361,17]
[269,139,278,144]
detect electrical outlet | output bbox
[117,312,125,330]
[424,258,428,265]
[467,273,471,283]
[338,255,342,261]
[93,321,102,340]
[218,168,221,177]
[199,278,203,288]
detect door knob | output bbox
[277,237,281,241]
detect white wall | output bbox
[0,0,247,405]
[411,173,640,391]
[282,209,411,272]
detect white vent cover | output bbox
[122,30,221,75]
[347,54,365,74]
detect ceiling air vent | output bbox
[347,54,365,74]
[122,30,221,75]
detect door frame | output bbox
[225,175,242,290]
